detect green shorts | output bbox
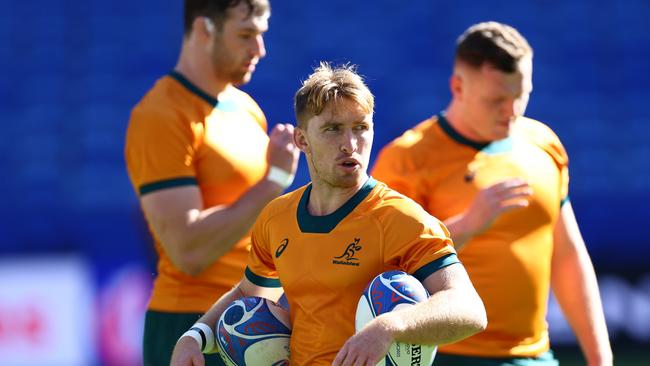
[143,310,225,366]
[434,350,559,366]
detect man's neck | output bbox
[307,175,369,216]
[444,101,484,143]
[174,41,230,98]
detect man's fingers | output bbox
[270,124,297,148]
[334,340,365,366]
[486,182,532,202]
[493,182,532,212]
[496,186,533,201]
[488,179,530,192]
[270,128,290,141]
[495,199,530,215]
[332,346,347,366]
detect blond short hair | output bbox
[294,62,374,128]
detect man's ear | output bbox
[450,72,463,100]
[294,127,309,153]
[190,16,214,39]
[203,17,215,34]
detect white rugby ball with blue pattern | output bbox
[356,270,437,366]
[216,296,291,366]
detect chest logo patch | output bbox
[333,238,362,266]
[275,238,289,258]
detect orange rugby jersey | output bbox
[246,178,459,365]
[372,114,569,357]
[125,71,269,312]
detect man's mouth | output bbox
[339,158,360,168]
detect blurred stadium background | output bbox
[1,0,648,365]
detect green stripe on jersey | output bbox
[245,267,282,288]
[412,253,460,282]
[139,177,197,196]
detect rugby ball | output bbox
[216,297,291,366]
[277,293,289,311]
[356,270,437,366]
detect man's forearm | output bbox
[187,180,282,254]
[443,215,475,250]
[161,179,284,275]
[551,248,612,365]
[195,285,246,330]
[385,287,486,346]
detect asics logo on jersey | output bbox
[332,238,362,266]
[275,238,289,258]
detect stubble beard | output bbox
[307,153,359,190]
[210,42,251,86]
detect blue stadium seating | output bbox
[0,1,647,265]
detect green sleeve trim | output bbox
[245,267,282,288]
[412,253,460,282]
[560,195,570,207]
[139,177,197,196]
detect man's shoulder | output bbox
[384,116,442,152]
[223,87,267,127]
[222,87,262,111]
[367,182,448,236]
[516,117,560,141]
[374,116,448,173]
[259,185,308,221]
[515,117,568,163]
[226,86,256,103]
[131,75,192,120]
[369,182,434,220]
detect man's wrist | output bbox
[266,166,294,189]
[586,347,613,366]
[378,313,406,339]
[179,322,215,353]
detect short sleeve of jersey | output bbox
[125,104,198,196]
[381,202,458,282]
[246,211,281,288]
[372,146,426,208]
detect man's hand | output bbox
[445,178,532,248]
[267,123,300,177]
[332,317,395,366]
[170,336,205,366]
[466,178,532,231]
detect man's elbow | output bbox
[170,253,208,276]
[177,258,207,277]
[464,300,488,336]
[437,302,487,345]
[471,306,488,334]
[165,238,209,277]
